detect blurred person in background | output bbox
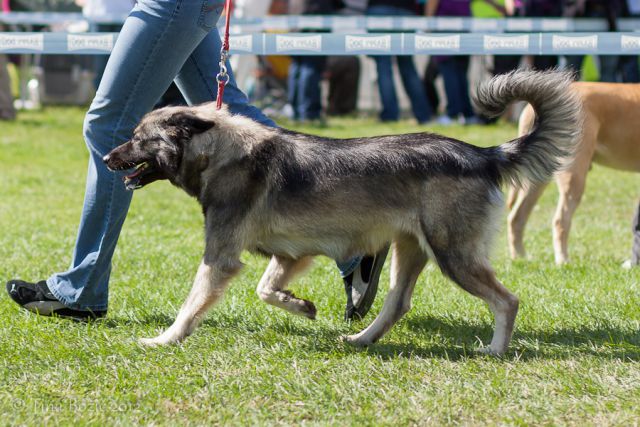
[619,0,639,82]
[506,0,562,71]
[326,0,363,117]
[368,0,432,124]
[287,0,343,123]
[563,0,627,82]
[0,2,16,120]
[0,53,16,121]
[481,0,521,78]
[426,0,481,125]
[623,200,640,269]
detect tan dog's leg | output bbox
[507,182,549,259]
[552,139,594,265]
[140,258,241,346]
[256,255,317,319]
[344,237,427,346]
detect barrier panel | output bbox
[2,32,640,55]
[2,12,640,32]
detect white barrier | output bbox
[1,32,640,55]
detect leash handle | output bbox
[216,0,232,110]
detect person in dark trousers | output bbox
[427,0,480,125]
[563,0,627,81]
[623,200,640,269]
[368,0,432,124]
[326,0,363,117]
[287,0,342,122]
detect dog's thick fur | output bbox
[508,81,640,264]
[104,70,582,355]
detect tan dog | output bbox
[507,81,640,264]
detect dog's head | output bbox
[103,106,216,191]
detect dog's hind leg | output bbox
[552,149,593,265]
[507,182,548,259]
[139,257,241,346]
[344,236,427,346]
[256,255,317,319]
[437,255,519,356]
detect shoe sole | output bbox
[351,244,390,320]
[23,301,104,322]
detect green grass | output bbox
[1,107,639,426]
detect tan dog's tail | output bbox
[474,69,583,187]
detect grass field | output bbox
[1,107,639,425]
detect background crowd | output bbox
[1,0,640,125]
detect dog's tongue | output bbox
[123,163,147,190]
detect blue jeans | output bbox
[438,56,474,119]
[367,5,431,123]
[288,55,326,121]
[46,0,356,311]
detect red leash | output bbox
[216,0,233,110]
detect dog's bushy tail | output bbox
[474,69,583,186]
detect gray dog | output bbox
[104,70,582,355]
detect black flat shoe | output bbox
[6,279,106,321]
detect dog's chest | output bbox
[253,234,349,260]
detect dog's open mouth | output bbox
[123,162,153,190]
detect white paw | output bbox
[622,259,636,270]
[341,334,372,347]
[138,336,172,347]
[477,346,505,357]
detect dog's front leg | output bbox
[256,255,316,319]
[140,257,241,346]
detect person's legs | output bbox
[455,56,474,119]
[45,0,233,311]
[396,55,431,123]
[423,59,440,113]
[288,57,301,120]
[0,54,16,121]
[565,55,584,80]
[532,55,558,71]
[439,58,461,118]
[327,56,360,116]
[598,55,619,83]
[630,200,640,266]
[372,55,400,121]
[296,56,326,121]
[620,56,640,83]
[173,25,275,125]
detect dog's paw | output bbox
[622,259,637,270]
[138,336,173,347]
[341,334,372,347]
[300,300,317,320]
[476,346,505,357]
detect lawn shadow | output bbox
[101,312,640,361]
[280,314,640,361]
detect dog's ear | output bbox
[170,112,216,136]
